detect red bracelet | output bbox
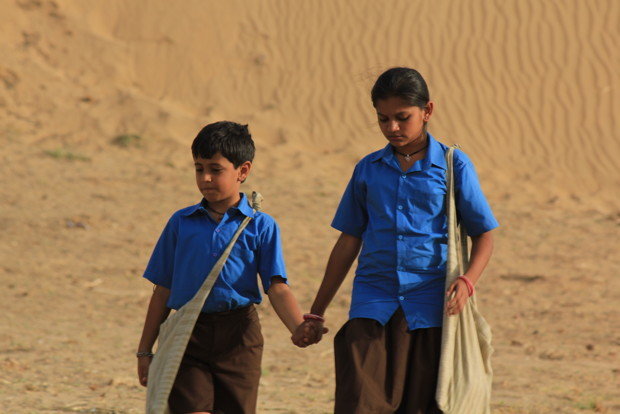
[303,313,325,322]
[457,275,475,297]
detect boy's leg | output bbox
[168,318,217,413]
[333,308,412,414]
[210,305,263,414]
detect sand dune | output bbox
[1,0,618,412]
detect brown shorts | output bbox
[168,305,263,414]
[334,307,443,414]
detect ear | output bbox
[238,161,252,182]
[424,101,435,122]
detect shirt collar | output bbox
[182,192,256,218]
[370,144,395,163]
[235,193,256,217]
[425,133,447,170]
[370,132,447,170]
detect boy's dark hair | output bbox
[191,121,255,167]
[371,67,430,108]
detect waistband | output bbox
[196,304,257,322]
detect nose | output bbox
[386,120,399,133]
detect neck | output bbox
[399,131,428,154]
[208,193,241,214]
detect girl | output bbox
[292,67,499,413]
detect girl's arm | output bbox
[292,232,362,346]
[137,285,171,386]
[267,276,304,334]
[446,230,494,315]
[310,232,362,316]
[463,230,494,285]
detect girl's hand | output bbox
[446,279,470,316]
[291,320,328,347]
[137,355,152,387]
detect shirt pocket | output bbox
[228,243,255,266]
[405,176,448,270]
[410,178,447,218]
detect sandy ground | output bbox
[1,1,618,412]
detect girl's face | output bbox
[375,96,433,150]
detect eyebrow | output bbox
[376,111,410,117]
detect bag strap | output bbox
[445,146,469,276]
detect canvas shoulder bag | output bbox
[436,147,493,414]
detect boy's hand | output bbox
[291,320,328,347]
[137,355,153,387]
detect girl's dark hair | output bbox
[191,121,255,167]
[371,67,430,108]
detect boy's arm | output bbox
[292,232,362,347]
[137,285,171,386]
[267,276,304,334]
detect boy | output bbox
[137,121,315,413]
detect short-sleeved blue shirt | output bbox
[143,193,287,313]
[332,134,499,330]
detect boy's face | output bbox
[375,96,433,150]
[194,152,251,204]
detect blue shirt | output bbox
[332,134,499,330]
[143,193,287,313]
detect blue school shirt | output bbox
[332,134,499,330]
[143,193,287,313]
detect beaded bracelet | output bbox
[457,275,475,297]
[303,313,325,323]
[136,351,154,358]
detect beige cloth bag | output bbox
[436,147,493,414]
[146,192,263,414]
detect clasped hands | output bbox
[291,319,328,348]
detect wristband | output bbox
[303,313,325,323]
[457,275,475,297]
[136,351,154,358]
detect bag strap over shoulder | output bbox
[445,145,469,273]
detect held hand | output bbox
[137,356,152,387]
[291,320,328,348]
[446,279,470,316]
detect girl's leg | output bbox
[397,327,443,414]
[333,309,411,414]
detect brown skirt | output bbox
[334,307,443,414]
[168,305,263,414]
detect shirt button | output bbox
[397,205,403,210]
[399,296,405,301]
[215,229,220,233]
[398,235,403,240]
[401,174,406,179]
